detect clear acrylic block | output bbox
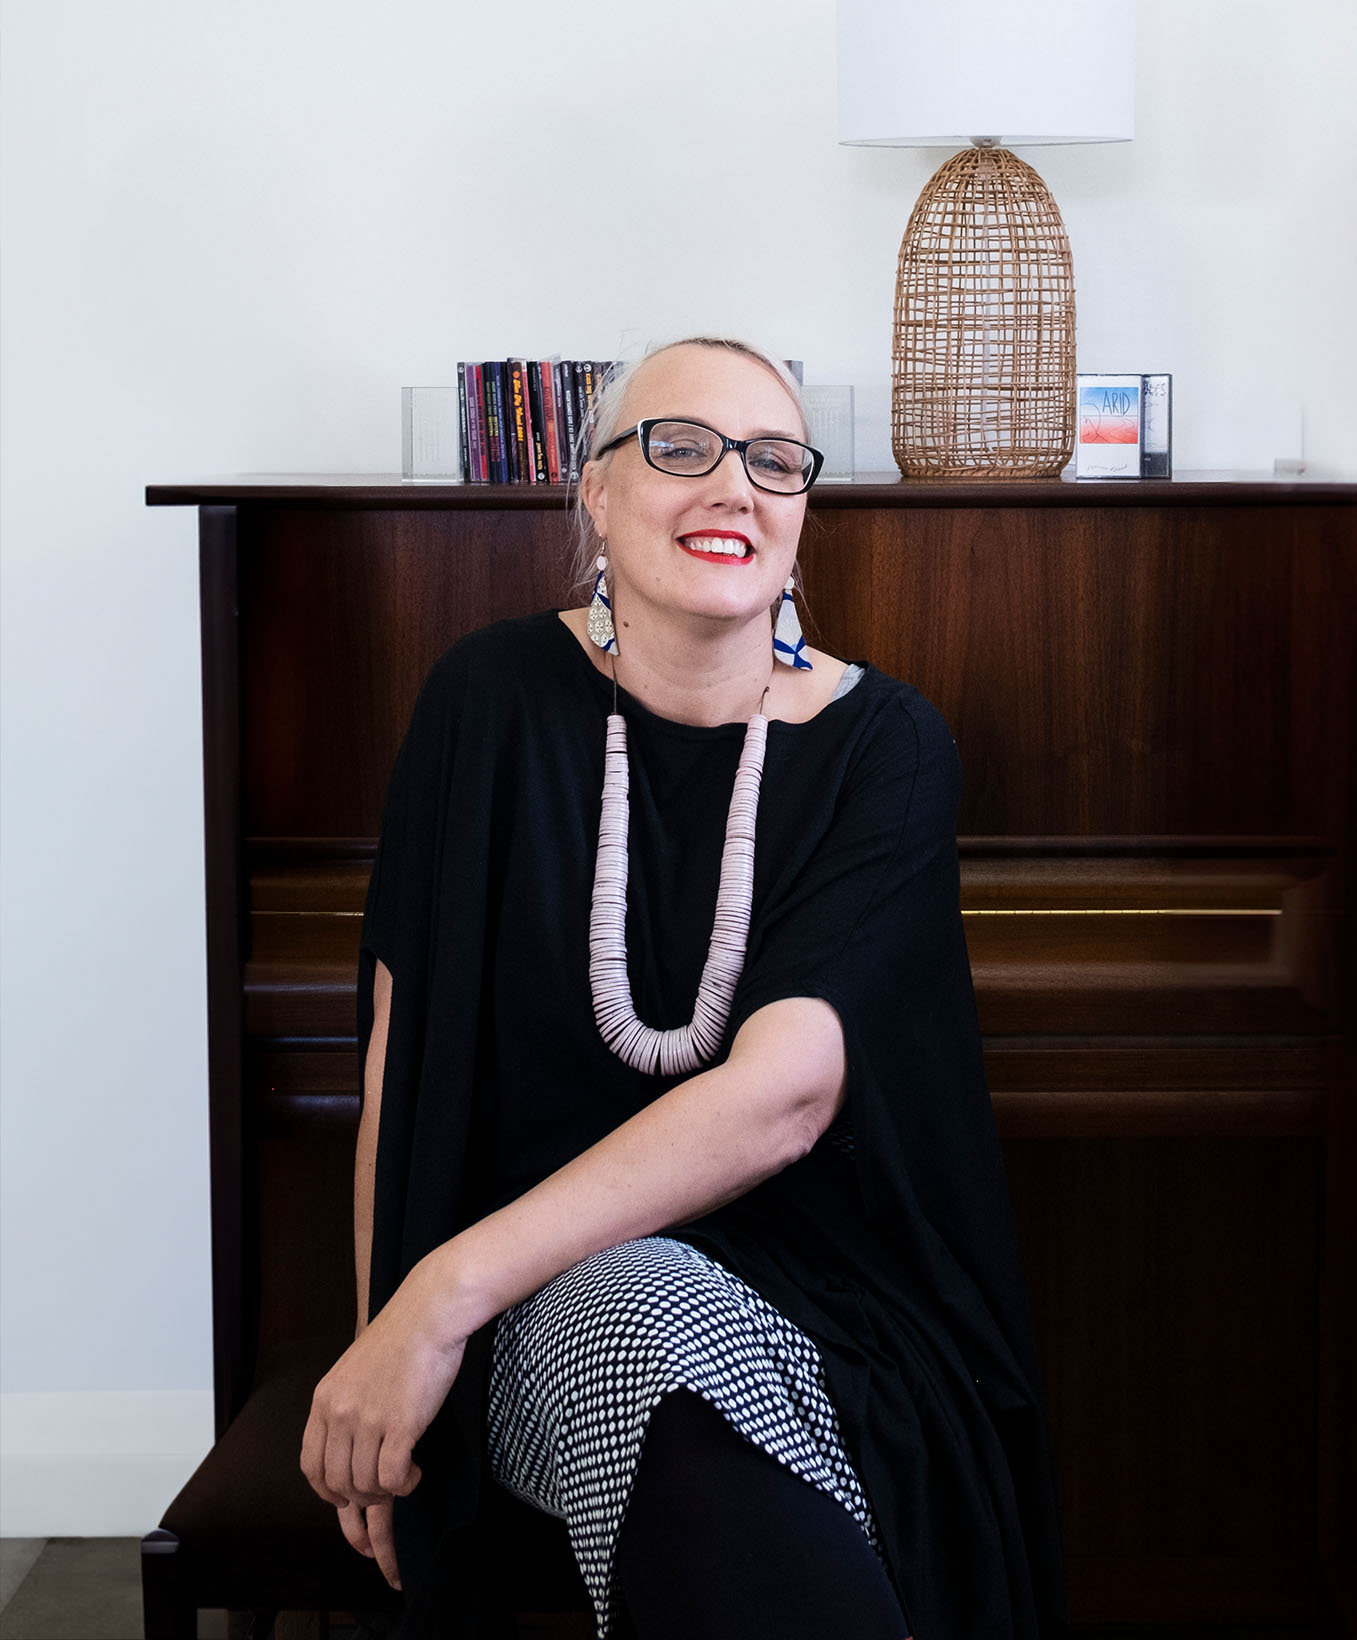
[802,386,855,480]
[402,386,462,480]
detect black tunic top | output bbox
[358,610,1067,1640]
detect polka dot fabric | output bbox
[487,1236,880,1637]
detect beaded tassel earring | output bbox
[587,553,619,654]
[773,577,812,670]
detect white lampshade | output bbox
[837,0,1135,148]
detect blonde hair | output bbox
[567,337,810,598]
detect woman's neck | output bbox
[606,603,775,727]
[558,606,846,727]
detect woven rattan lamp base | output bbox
[893,145,1075,479]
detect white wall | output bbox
[2,0,1354,1536]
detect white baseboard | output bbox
[0,1390,214,1537]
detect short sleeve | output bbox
[361,650,466,982]
[357,642,504,1318]
[731,690,961,1047]
[356,647,470,1149]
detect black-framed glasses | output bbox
[594,418,824,495]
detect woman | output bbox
[301,338,1067,1640]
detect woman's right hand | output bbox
[337,1497,400,1589]
[301,1255,470,1511]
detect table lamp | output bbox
[838,0,1135,478]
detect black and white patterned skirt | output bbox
[486,1235,880,1637]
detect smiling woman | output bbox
[565,341,841,725]
[300,335,1067,1640]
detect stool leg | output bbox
[141,1529,196,1640]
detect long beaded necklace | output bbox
[589,664,771,1076]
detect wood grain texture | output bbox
[232,500,1356,842]
[799,503,1355,839]
[198,506,250,1434]
[1006,1136,1321,1553]
[238,507,572,840]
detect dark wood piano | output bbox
[147,471,1357,1634]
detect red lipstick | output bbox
[678,530,754,565]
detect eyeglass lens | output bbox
[646,421,813,493]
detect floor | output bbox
[1,1541,226,1640]
[0,1540,1341,1640]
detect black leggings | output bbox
[614,1389,910,1640]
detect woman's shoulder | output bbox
[811,667,961,840]
[416,611,568,700]
[391,614,572,764]
[438,609,562,668]
[843,663,959,772]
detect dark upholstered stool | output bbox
[140,1337,592,1638]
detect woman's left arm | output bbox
[301,994,844,1510]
